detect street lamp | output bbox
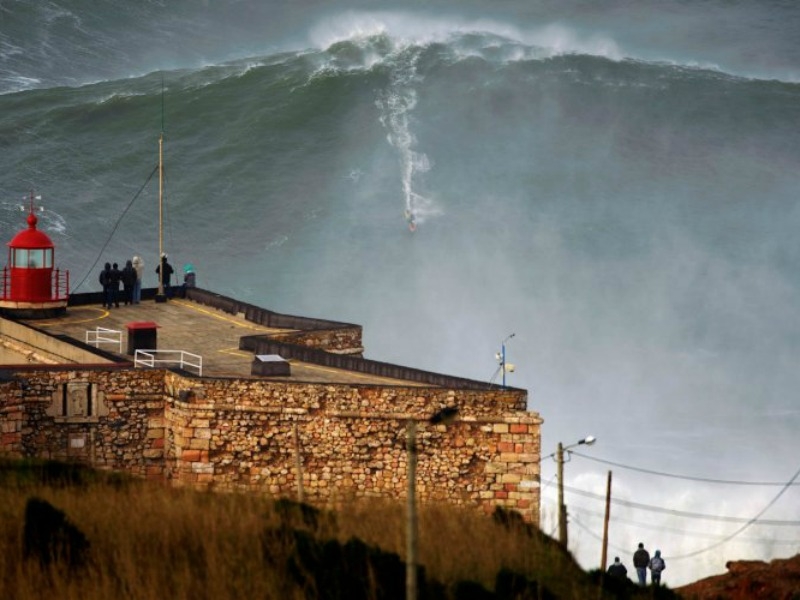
[493,333,516,388]
[555,435,596,548]
[406,407,459,600]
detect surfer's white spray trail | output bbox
[376,45,438,227]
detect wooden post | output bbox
[293,423,304,503]
[601,470,612,571]
[557,442,567,547]
[406,420,418,600]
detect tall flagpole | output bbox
[155,132,166,302]
[155,81,167,303]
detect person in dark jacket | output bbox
[109,263,122,308]
[155,253,174,298]
[607,556,628,581]
[121,260,136,305]
[633,542,650,586]
[99,262,113,309]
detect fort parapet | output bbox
[0,289,542,522]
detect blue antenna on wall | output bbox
[490,333,516,388]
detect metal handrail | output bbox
[0,266,70,301]
[134,349,203,376]
[86,327,122,352]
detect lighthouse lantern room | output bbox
[0,192,69,318]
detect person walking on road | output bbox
[633,542,650,586]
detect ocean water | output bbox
[2,0,800,586]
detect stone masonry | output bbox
[0,367,542,522]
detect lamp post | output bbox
[155,132,167,303]
[556,435,596,548]
[406,407,459,600]
[494,333,516,388]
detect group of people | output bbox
[98,257,144,308]
[606,542,666,587]
[99,254,196,307]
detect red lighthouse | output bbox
[0,193,69,317]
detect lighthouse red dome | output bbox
[9,212,54,250]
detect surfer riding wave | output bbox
[404,209,417,232]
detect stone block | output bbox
[516,453,537,463]
[194,428,212,440]
[499,452,520,462]
[1,421,20,433]
[497,441,514,453]
[189,438,210,450]
[192,462,214,474]
[484,462,506,474]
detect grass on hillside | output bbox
[0,458,678,600]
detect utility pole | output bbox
[601,470,612,571]
[555,436,596,549]
[406,420,418,600]
[557,441,567,547]
[293,423,304,503]
[405,408,457,600]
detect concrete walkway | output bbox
[26,297,421,385]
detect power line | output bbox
[567,503,800,545]
[546,483,800,526]
[549,461,800,560]
[72,165,158,292]
[571,515,630,556]
[667,460,800,559]
[570,451,800,487]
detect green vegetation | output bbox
[0,458,679,599]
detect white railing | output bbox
[134,349,203,376]
[85,327,123,352]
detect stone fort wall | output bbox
[0,367,542,522]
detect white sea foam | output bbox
[308,11,623,63]
[0,65,44,94]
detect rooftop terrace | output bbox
[2,288,504,391]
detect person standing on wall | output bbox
[155,253,174,298]
[109,262,122,308]
[131,255,144,304]
[121,259,136,305]
[649,549,666,586]
[99,262,113,309]
[633,542,650,586]
[181,263,196,298]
